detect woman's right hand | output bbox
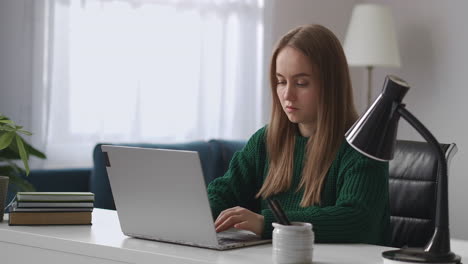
[214,206,264,236]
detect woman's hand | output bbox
[214,206,264,236]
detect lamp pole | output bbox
[366,65,373,107]
[396,105,451,254]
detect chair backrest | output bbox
[388,140,457,248]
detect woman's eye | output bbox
[297,82,308,87]
[277,80,286,85]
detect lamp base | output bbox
[382,249,461,264]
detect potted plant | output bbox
[0,113,46,192]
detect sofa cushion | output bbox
[209,139,246,178]
[30,168,91,192]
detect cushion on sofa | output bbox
[208,139,246,178]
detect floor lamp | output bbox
[344,4,401,107]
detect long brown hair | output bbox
[256,24,358,207]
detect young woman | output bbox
[207,24,390,245]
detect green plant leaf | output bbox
[0,131,15,150]
[28,148,47,159]
[0,114,45,191]
[17,129,33,136]
[0,146,21,159]
[0,158,25,174]
[3,135,46,160]
[0,166,15,175]
[16,135,30,175]
[24,140,46,159]
[0,166,34,192]
[0,157,21,169]
[7,173,35,192]
[0,165,24,179]
[0,124,16,132]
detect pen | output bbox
[266,198,291,225]
[272,199,291,225]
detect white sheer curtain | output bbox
[34,0,265,168]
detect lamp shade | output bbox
[345,75,409,161]
[344,4,401,67]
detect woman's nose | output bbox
[284,85,296,101]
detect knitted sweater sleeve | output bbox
[261,155,389,243]
[207,127,265,219]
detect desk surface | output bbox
[1,209,467,264]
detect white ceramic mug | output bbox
[272,222,314,264]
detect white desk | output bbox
[0,209,466,264]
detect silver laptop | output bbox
[102,145,271,250]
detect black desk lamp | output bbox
[345,75,461,264]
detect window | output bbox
[38,0,265,168]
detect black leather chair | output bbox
[388,140,457,248]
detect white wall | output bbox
[361,0,468,240]
[0,0,34,128]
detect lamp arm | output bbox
[397,105,451,254]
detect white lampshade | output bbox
[344,4,401,67]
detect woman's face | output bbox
[276,46,320,127]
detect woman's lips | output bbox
[286,106,298,113]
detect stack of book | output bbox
[8,192,94,225]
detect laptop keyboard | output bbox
[216,229,261,245]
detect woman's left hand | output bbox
[214,206,264,236]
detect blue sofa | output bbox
[7,140,246,209]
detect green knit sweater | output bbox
[207,126,390,245]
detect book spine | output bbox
[9,212,92,225]
[16,202,94,208]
